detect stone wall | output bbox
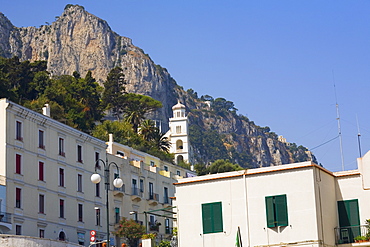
[0,234,81,247]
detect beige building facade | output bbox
[0,98,194,246]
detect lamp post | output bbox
[91,158,123,247]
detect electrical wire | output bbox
[309,135,339,151]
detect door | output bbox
[337,199,360,243]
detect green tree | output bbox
[150,128,171,153]
[91,120,137,145]
[27,71,103,132]
[0,56,48,103]
[195,159,243,175]
[102,67,126,119]
[139,119,157,141]
[114,217,145,247]
[122,93,163,132]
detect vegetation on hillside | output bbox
[194,159,244,175]
[0,56,171,162]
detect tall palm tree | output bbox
[151,128,171,153]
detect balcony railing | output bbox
[132,187,143,197]
[114,184,125,193]
[0,212,11,224]
[149,193,159,201]
[163,196,170,204]
[165,227,173,234]
[335,225,368,244]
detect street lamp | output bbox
[91,158,123,247]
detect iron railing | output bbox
[335,225,368,244]
[0,212,11,224]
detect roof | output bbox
[172,100,185,110]
[174,161,360,185]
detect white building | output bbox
[174,152,370,247]
[166,101,191,166]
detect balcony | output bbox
[130,160,141,168]
[165,227,173,235]
[335,225,370,245]
[113,184,125,197]
[148,193,159,206]
[0,212,12,231]
[163,196,170,205]
[144,165,157,173]
[159,170,170,178]
[131,187,142,202]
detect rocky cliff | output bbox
[0,5,316,168]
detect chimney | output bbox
[42,104,50,117]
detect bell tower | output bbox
[168,101,190,165]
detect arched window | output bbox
[177,155,184,164]
[59,231,66,241]
[176,140,183,150]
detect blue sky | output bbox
[2,0,370,171]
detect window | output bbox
[59,168,65,187]
[96,208,101,226]
[164,166,168,172]
[16,225,22,235]
[59,199,65,218]
[39,194,45,214]
[78,232,85,245]
[58,138,65,156]
[95,183,100,197]
[150,161,155,167]
[149,182,154,199]
[176,126,181,134]
[164,187,169,204]
[78,203,83,222]
[15,188,21,208]
[176,170,181,176]
[115,207,120,224]
[150,215,155,226]
[132,179,138,195]
[95,152,101,170]
[176,140,183,150]
[77,145,83,163]
[265,194,288,228]
[16,121,22,141]
[338,199,360,242]
[15,154,21,174]
[39,229,45,238]
[38,161,44,181]
[202,202,223,234]
[77,174,83,192]
[117,151,124,157]
[140,179,144,192]
[38,130,45,149]
[165,218,170,234]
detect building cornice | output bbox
[174,161,356,186]
[3,99,106,148]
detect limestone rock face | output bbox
[0,5,315,168]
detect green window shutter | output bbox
[348,200,360,226]
[202,203,213,234]
[213,202,223,233]
[275,195,288,227]
[338,201,349,227]
[202,202,223,234]
[338,200,360,227]
[265,196,275,228]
